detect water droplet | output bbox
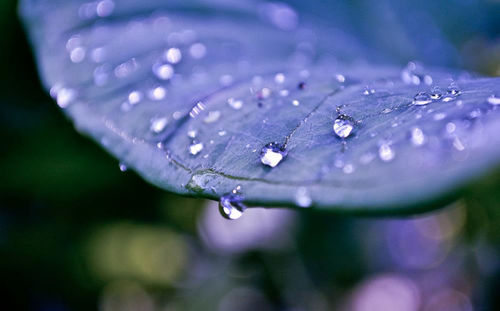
[274,73,285,84]
[447,84,461,96]
[152,63,174,80]
[379,142,395,162]
[227,98,243,110]
[164,47,182,64]
[150,117,168,134]
[412,92,432,106]
[187,130,197,138]
[487,95,500,106]
[333,116,354,138]
[204,110,221,123]
[119,162,128,172]
[410,127,425,146]
[148,86,166,101]
[219,194,247,220]
[128,91,143,105]
[70,47,86,63]
[335,74,345,83]
[189,141,204,155]
[295,187,312,208]
[292,99,300,106]
[260,142,287,168]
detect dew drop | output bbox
[189,141,204,155]
[150,117,168,134]
[219,194,247,220]
[164,47,182,64]
[187,130,197,138]
[295,187,312,208]
[487,94,500,106]
[410,127,425,146]
[412,92,432,106]
[260,142,287,168]
[379,142,395,162]
[333,116,354,138]
[227,98,243,110]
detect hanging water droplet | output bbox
[260,142,287,168]
[56,88,76,108]
[295,187,312,208]
[410,127,425,146]
[257,88,272,99]
[227,98,243,110]
[119,162,128,172]
[487,94,500,106]
[423,75,433,85]
[447,84,461,96]
[379,142,395,162]
[382,108,392,114]
[412,92,432,106]
[219,194,247,220]
[189,141,204,155]
[150,117,168,134]
[333,115,354,138]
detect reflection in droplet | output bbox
[379,142,395,162]
[227,98,243,110]
[292,99,300,106]
[219,194,247,220]
[189,141,204,155]
[295,187,312,208]
[333,116,354,138]
[150,117,168,134]
[260,142,287,168]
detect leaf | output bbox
[20,0,500,213]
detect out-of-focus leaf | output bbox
[20,0,500,213]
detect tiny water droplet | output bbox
[447,84,461,96]
[487,94,500,106]
[379,142,395,162]
[446,122,456,133]
[119,163,128,172]
[410,127,425,146]
[382,108,392,114]
[292,99,300,106]
[413,92,432,106]
[150,117,168,134]
[260,142,287,168]
[333,116,354,138]
[335,74,345,83]
[227,98,243,110]
[274,73,285,84]
[219,194,247,220]
[187,130,197,138]
[295,187,312,208]
[423,75,433,85]
[189,141,204,155]
[128,91,143,105]
[148,86,166,101]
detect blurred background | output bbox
[1,0,500,310]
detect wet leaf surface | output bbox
[20,0,500,213]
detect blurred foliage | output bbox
[1,0,499,310]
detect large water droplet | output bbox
[333,115,354,138]
[219,194,247,220]
[379,142,395,162]
[260,142,287,167]
[412,92,432,106]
